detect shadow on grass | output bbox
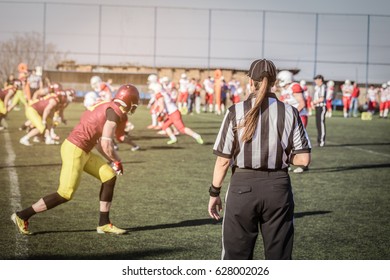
[148,146,185,150]
[32,218,222,236]
[294,210,331,218]
[307,163,390,173]
[18,247,186,260]
[128,218,222,232]
[0,161,144,169]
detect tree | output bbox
[0,32,66,83]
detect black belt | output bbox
[233,167,288,174]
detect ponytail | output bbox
[238,77,271,142]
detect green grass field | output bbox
[0,103,389,260]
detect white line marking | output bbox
[3,132,29,258]
[327,140,390,159]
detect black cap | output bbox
[247,59,277,83]
[314,74,324,81]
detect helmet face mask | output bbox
[113,84,140,114]
[90,76,102,91]
[13,79,22,89]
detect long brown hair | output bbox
[238,77,271,142]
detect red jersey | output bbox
[30,93,60,116]
[67,101,128,153]
[0,87,16,101]
[351,86,360,98]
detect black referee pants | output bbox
[315,106,326,146]
[222,169,294,260]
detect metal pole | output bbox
[42,2,46,68]
[365,15,370,90]
[153,7,157,68]
[207,9,212,72]
[313,13,319,77]
[262,11,265,58]
[98,4,102,66]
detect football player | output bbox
[277,71,309,173]
[150,78,204,145]
[341,80,353,118]
[0,79,23,129]
[19,89,72,146]
[11,84,140,235]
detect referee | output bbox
[313,74,327,147]
[208,59,311,260]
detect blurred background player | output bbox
[11,84,140,235]
[300,80,312,116]
[341,79,353,118]
[178,73,189,114]
[366,84,379,115]
[349,81,360,118]
[203,76,214,113]
[326,80,335,118]
[150,77,204,145]
[146,74,162,129]
[0,79,23,130]
[19,90,73,146]
[228,78,242,104]
[277,70,309,173]
[379,83,389,118]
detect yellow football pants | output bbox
[57,139,116,200]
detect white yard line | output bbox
[3,132,29,258]
[327,140,390,159]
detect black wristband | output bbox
[209,184,221,197]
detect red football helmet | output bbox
[49,83,62,93]
[65,88,76,102]
[12,79,22,89]
[113,84,140,114]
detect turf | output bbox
[0,103,389,260]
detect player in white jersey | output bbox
[366,84,379,115]
[277,71,308,127]
[228,79,242,104]
[203,77,214,113]
[277,71,308,173]
[379,83,388,118]
[341,80,353,118]
[300,80,313,116]
[150,79,204,145]
[178,73,190,114]
[326,80,335,118]
[147,74,162,129]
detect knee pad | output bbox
[43,192,69,210]
[99,176,116,202]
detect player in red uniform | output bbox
[19,91,68,146]
[11,84,140,235]
[0,79,23,129]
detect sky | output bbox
[1,0,390,83]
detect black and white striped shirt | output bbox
[313,84,326,107]
[213,93,311,170]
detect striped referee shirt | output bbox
[313,84,326,107]
[213,92,311,170]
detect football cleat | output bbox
[11,213,32,235]
[45,137,60,145]
[19,137,32,146]
[131,146,140,152]
[195,136,204,145]
[96,224,126,235]
[167,139,178,145]
[293,166,309,173]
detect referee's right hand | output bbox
[208,196,222,220]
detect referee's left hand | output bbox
[208,196,222,220]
